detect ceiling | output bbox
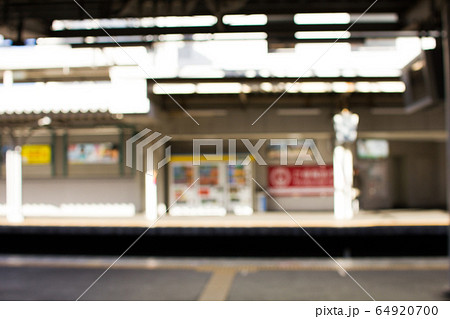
[0,0,443,44]
[0,0,445,115]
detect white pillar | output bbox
[333,145,354,220]
[6,147,24,223]
[3,70,13,87]
[145,172,158,220]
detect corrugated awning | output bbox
[0,81,149,115]
[0,110,124,129]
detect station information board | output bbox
[268,165,333,197]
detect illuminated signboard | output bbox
[22,145,52,165]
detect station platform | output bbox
[0,209,447,235]
[0,210,447,257]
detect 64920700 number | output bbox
[375,306,438,316]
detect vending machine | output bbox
[169,160,198,215]
[168,156,253,216]
[197,162,227,215]
[227,163,253,215]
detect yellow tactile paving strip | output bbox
[0,210,448,228]
[198,268,237,301]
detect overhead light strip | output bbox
[222,14,268,26]
[51,15,218,31]
[294,12,398,25]
[153,81,405,94]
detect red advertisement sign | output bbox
[268,165,333,196]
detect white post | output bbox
[3,70,13,86]
[145,172,158,220]
[333,108,359,220]
[333,145,354,219]
[6,147,24,223]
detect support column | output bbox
[333,108,359,220]
[333,145,354,219]
[441,0,450,295]
[145,172,158,220]
[144,142,160,220]
[6,147,23,223]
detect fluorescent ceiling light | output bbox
[152,81,405,95]
[260,82,273,92]
[158,34,185,41]
[332,82,355,93]
[299,82,330,93]
[294,13,350,25]
[178,67,225,78]
[421,37,436,50]
[355,82,372,93]
[294,13,397,25]
[153,82,252,95]
[36,37,72,45]
[285,83,302,93]
[196,83,242,94]
[212,32,267,40]
[84,36,95,44]
[222,14,267,26]
[51,16,217,31]
[245,70,257,78]
[377,81,405,93]
[192,32,267,41]
[153,83,196,94]
[350,13,398,23]
[295,31,351,39]
[355,81,405,93]
[192,34,214,41]
[51,21,64,30]
[241,84,252,93]
[52,19,142,31]
[155,15,217,27]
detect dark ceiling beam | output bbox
[49,22,403,38]
[227,0,412,15]
[3,0,413,17]
[68,37,378,48]
[147,76,400,85]
[151,92,404,109]
[66,29,438,47]
[0,0,436,41]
